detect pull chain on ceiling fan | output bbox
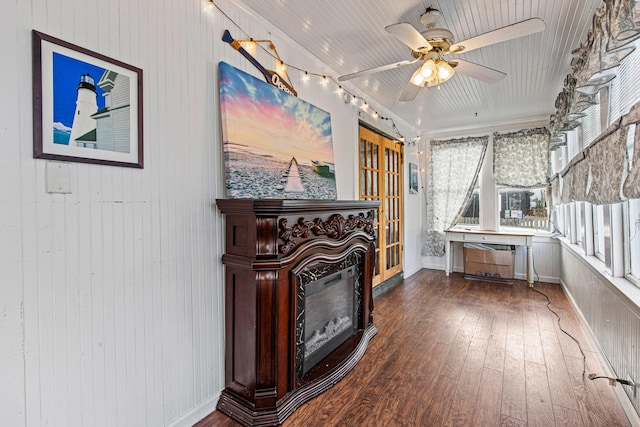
[338,7,546,102]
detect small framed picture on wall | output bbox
[32,30,144,168]
[409,162,419,194]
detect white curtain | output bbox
[493,127,550,188]
[424,136,488,256]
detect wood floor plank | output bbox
[540,328,579,410]
[501,332,527,422]
[507,311,524,336]
[525,360,555,427]
[419,373,458,426]
[449,336,489,426]
[473,367,504,426]
[553,404,585,427]
[195,271,631,427]
[500,414,528,426]
[583,350,633,426]
[440,335,472,380]
[564,355,618,427]
[523,311,545,365]
[485,312,508,372]
[393,339,453,424]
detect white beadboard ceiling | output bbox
[232,0,601,135]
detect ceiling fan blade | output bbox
[451,59,506,83]
[399,80,421,102]
[385,23,433,52]
[338,59,418,81]
[449,17,545,54]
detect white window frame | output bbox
[624,199,640,287]
[593,204,605,262]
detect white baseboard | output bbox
[403,265,422,279]
[166,393,220,427]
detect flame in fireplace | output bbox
[305,316,353,356]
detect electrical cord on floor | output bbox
[529,286,588,379]
[529,251,587,379]
[587,374,635,387]
[530,246,637,392]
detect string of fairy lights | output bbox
[206,0,407,142]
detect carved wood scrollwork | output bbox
[279,211,375,254]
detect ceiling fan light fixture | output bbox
[436,60,454,81]
[421,59,437,82]
[410,66,426,86]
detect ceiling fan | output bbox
[338,7,545,101]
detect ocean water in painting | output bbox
[219,61,337,200]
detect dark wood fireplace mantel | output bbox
[216,199,379,426]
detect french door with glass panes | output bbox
[358,125,403,287]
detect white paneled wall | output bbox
[1,1,419,426]
[560,244,640,418]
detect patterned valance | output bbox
[493,127,550,188]
[560,154,588,204]
[557,112,636,205]
[549,0,640,140]
[549,0,640,206]
[621,102,640,198]
[584,120,628,204]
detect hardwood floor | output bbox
[196,269,631,427]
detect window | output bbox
[566,128,581,163]
[458,189,480,225]
[575,201,584,248]
[552,36,640,288]
[593,204,605,261]
[565,204,573,242]
[626,199,640,285]
[608,39,640,125]
[499,187,549,231]
[580,92,602,148]
[550,146,564,175]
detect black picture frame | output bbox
[32,30,143,168]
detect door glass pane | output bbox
[373,145,378,169]
[393,174,398,196]
[373,171,378,196]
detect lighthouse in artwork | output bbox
[68,73,98,147]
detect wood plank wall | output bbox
[1,1,421,426]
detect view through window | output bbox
[458,189,479,225]
[499,187,549,231]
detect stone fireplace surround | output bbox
[216,199,379,426]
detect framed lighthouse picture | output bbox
[32,30,143,168]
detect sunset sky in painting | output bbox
[219,61,334,165]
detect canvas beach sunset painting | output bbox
[219,61,337,199]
